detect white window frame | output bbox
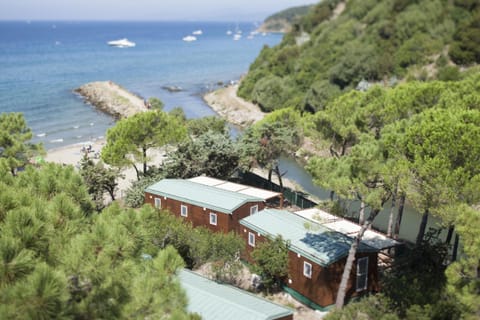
[303,261,312,278]
[248,232,255,247]
[154,197,161,208]
[180,205,188,217]
[209,212,217,226]
[250,205,258,215]
[356,257,369,292]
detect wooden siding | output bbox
[145,192,265,233]
[240,224,379,308]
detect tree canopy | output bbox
[239,0,480,113]
[101,110,187,179]
[0,156,246,318]
[0,113,44,175]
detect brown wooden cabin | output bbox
[144,176,282,234]
[239,208,380,310]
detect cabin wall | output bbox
[145,192,264,233]
[239,224,379,308]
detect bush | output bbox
[251,76,291,112]
[125,174,164,208]
[303,80,342,113]
[437,66,461,81]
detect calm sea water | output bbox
[0,21,281,149]
[0,21,444,242]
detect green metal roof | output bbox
[179,269,293,320]
[240,209,377,267]
[145,179,264,214]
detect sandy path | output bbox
[203,84,265,127]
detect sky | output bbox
[0,0,317,22]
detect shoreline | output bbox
[45,81,309,201]
[203,84,266,127]
[75,81,148,119]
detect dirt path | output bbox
[203,84,266,127]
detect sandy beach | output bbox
[45,82,298,199]
[203,84,266,127]
[45,138,167,199]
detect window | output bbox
[209,212,217,225]
[248,232,255,247]
[250,205,258,215]
[180,205,188,217]
[154,197,161,208]
[356,257,369,291]
[303,261,312,278]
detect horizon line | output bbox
[0,18,263,23]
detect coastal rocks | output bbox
[75,81,147,119]
[161,85,183,93]
[203,84,265,127]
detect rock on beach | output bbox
[75,81,147,119]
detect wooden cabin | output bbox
[144,177,282,234]
[239,208,380,309]
[179,269,293,320]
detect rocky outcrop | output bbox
[75,81,147,119]
[203,85,265,127]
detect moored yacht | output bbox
[182,35,197,42]
[107,38,136,48]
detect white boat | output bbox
[233,34,242,41]
[192,30,203,35]
[107,38,136,48]
[226,30,233,35]
[182,35,197,42]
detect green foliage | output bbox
[325,294,399,320]
[0,113,44,175]
[437,65,461,81]
[163,131,240,179]
[101,110,187,178]
[303,80,342,112]
[382,230,450,314]
[449,9,480,65]
[147,97,164,110]
[446,204,480,318]
[251,235,289,291]
[264,5,313,24]
[0,116,251,319]
[187,116,228,136]
[239,0,474,114]
[124,173,165,208]
[240,110,303,171]
[79,156,123,210]
[169,106,187,123]
[251,75,292,112]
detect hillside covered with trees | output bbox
[257,5,314,33]
[240,0,480,113]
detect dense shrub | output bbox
[240,0,474,114]
[251,75,291,112]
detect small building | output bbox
[239,208,379,309]
[179,269,293,320]
[144,177,282,233]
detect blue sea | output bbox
[0,21,282,149]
